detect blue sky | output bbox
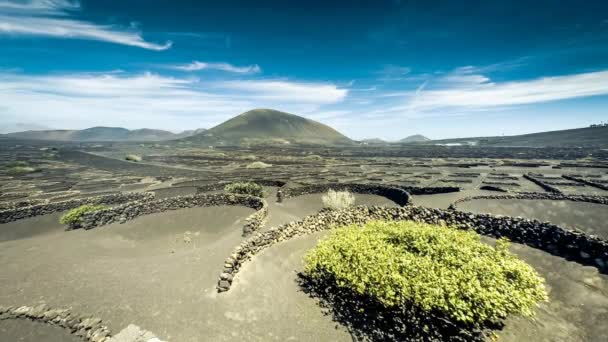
[1,0,608,139]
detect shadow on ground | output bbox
[296,273,494,342]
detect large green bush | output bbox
[224,182,265,197]
[59,204,108,225]
[304,220,547,325]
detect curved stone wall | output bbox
[70,193,268,236]
[0,305,165,342]
[0,192,155,224]
[195,179,287,194]
[217,205,608,292]
[0,305,112,342]
[280,183,412,206]
[450,192,608,207]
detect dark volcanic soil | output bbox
[0,318,84,342]
[459,199,608,239]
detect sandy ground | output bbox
[459,199,608,239]
[0,193,398,341]
[0,206,253,341]
[264,188,398,228]
[410,189,494,209]
[0,189,606,341]
[228,231,608,342]
[0,318,84,342]
[495,239,608,342]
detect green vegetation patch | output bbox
[246,161,272,169]
[6,166,38,174]
[3,161,40,174]
[224,182,265,197]
[304,220,547,325]
[60,204,108,225]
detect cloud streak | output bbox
[408,69,608,112]
[171,61,261,73]
[215,80,347,104]
[0,71,348,131]
[0,0,171,50]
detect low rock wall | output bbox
[563,175,608,191]
[0,192,154,224]
[451,192,608,207]
[280,183,412,206]
[217,205,608,292]
[0,305,112,342]
[72,193,268,236]
[523,174,562,193]
[398,186,460,195]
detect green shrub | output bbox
[303,154,323,161]
[6,166,37,174]
[304,220,547,325]
[59,204,108,225]
[8,161,30,167]
[224,182,265,197]
[322,189,355,210]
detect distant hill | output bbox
[1,127,206,142]
[429,126,608,148]
[400,134,431,143]
[185,109,353,145]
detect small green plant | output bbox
[224,182,265,197]
[60,204,108,225]
[246,161,272,169]
[6,166,37,174]
[8,161,30,167]
[304,220,547,325]
[303,154,323,161]
[322,189,355,210]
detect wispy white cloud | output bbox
[0,72,348,131]
[376,64,412,81]
[407,69,608,112]
[171,61,261,74]
[215,80,347,104]
[0,0,171,50]
[0,0,78,14]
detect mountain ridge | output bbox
[425,126,608,148]
[1,126,206,142]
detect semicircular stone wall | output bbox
[280,183,413,206]
[0,192,155,224]
[216,205,608,292]
[70,193,268,236]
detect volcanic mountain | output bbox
[186,109,353,145]
[399,134,431,143]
